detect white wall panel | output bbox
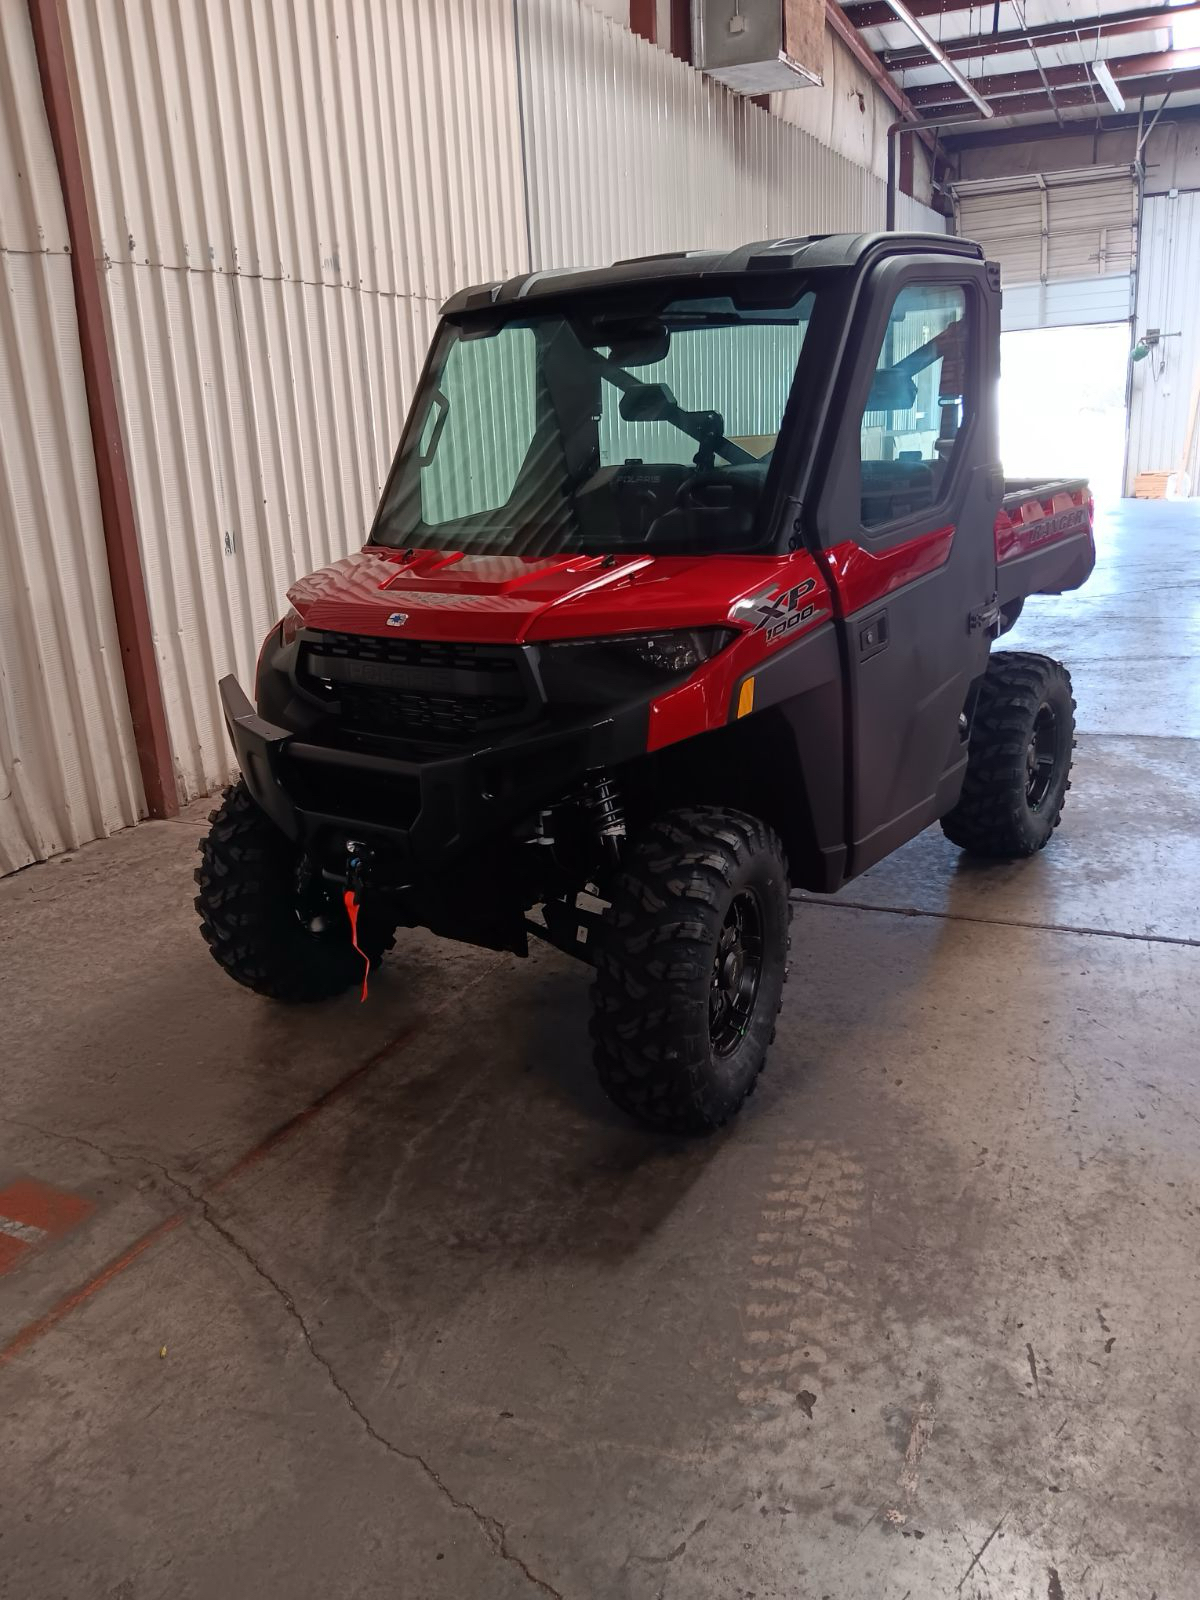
[65,0,530,800]
[895,191,946,235]
[67,0,529,295]
[101,262,443,789]
[770,27,935,203]
[0,0,142,875]
[1127,191,1200,494]
[517,0,944,271]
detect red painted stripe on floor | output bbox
[212,1021,423,1192]
[0,1020,424,1366]
[0,1178,94,1235]
[0,1214,184,1364]
[0,1235,32,1277]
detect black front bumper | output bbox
[221,675,647,872]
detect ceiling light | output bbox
[1094,60,1126,113]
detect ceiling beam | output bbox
[941,99,1200,145]
[881,3,1200,70]
[915,64,1200,117]
[882,0,997,115]
[844,0,984,29]
[907,48,1200,108]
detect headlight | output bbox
[255,607,303,699]
[540,627,734,705]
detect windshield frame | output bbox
[368,274,827,560]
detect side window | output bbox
[420,326,537,525]
[859,283,971,530]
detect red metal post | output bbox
[26,0,177,818]
[670,0,692,61]
[899,131,915,199]
[630,0,658,43]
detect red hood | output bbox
[286,545,791,644]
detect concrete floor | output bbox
[2,499,1199,1600]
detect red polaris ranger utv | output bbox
[197,232,1094,1134]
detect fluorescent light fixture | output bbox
[1094,60,1126,112]
[885,0,996,117]
[1172,11,1200,47]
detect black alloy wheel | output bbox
[1025,702,1060,811]
[710,890,765,1057]
[591,806,791,1135]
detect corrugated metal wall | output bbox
[0,0,142,874]
[64,0,530,801]
[517,0,943,268]
[66,0,941,805]
[2,0,946,863]
[1126,190,1200,493]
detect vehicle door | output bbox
[810,259,1003,875]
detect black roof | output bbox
[441,231,983,315]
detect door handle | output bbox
[858,609,889,660]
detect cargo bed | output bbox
[995,476,1094,604]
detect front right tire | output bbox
[590,806,790,1135]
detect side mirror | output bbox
[866,369,918,414]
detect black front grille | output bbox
[307,631,519,676]
[337,682,523,740]
[299,630,532,745]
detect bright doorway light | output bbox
[999,323,1130,507]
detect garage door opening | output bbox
[999,322,1130,508]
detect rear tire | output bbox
[941,651,1076,859]
[591,807,790,1135]
[195,781,394,1002]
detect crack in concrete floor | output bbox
[2,1115,566,1600]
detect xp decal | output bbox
[753,578,827,645]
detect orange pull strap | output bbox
[343,889,370,1003]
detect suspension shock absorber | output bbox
[585,769,625,863]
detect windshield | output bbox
[371,286,816,557]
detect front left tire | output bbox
[195,781,394,1002]
[590,806,790,1135]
